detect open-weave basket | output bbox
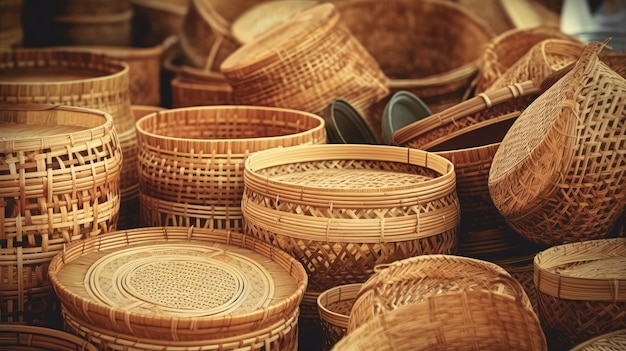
[0,324,98,351]
[48,226,307,342]
[534,238,626,350]
[0,104,122,325]
[317,283,361,351]
[488,42,626,246]
[475,25,581,93]
[220,3,389,129]
[333,277,546,351]
[136,106,326,231]
[242,144,460,293]
[347,254,533,332]
[571,329,626,351]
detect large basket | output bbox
[136,106,326,231]
[333,278,546,351]
[220,3,389,128]
[488,42,626,246]
[317,283,361,351]
[48,227,307,342]
[571,329,626,351]
[0,104,122,325]
[0,324,98,351]
[534,238,626,350]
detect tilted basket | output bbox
[0,324,98,351]
[0,104,122,325]
[317,283,362,351]
[488,42,626,246]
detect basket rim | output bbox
[0,324,99,351]
[54,40,166,60]
[317,283,362,324]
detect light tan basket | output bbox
[534,238,626,350]
[347,254,532,332]
[0,0,23,49]
[136,106,326,231]
[242,144,460,293]
[571,329,626,351]
[0,104,122,325]
[0,324,98,351]
[49,227,307,342]
[130,0,189,47]
[488,42,626,246]
[220,3,389,129]
[475,25,581,93]
[333,278,546,351]
[317,283,361,351]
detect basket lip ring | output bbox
[317,283,363,322]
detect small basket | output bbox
[488,42,626,245]
[571,329,626,351]
[534,238,626,350]
[317,283,361,351]
[0,324,98,351]
[170,67,233,108]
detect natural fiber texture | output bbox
[534,238,626,350]
[475,25,581,93]
[348,254,532,332]
[242,144,460,292]
[136,106,326,231]
[337,0,494,117]
[571,329,626,351]
[494,253,540,314]
[220,3,389,130]
[333,280,546,351]
[48,227,307,341]
[170,73,233,108]
[0,104,121,325]
[317,283,361,351]
[488,42,626,246]
[0,324,98,351]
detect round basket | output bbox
[488,42,626,246]
[475,25,581,93]
[571,329,626,351]
[317,283,361,351]
[48,227,308,342]
[333,278,546,351]
[534,238,626,350]
[130,0,189,47]
[170,66,233,108]
[0,0,23,49]
[242,144,460,293]
[136,105,326,231]
[347,254,532,332]
[0,104,122,325]
[0,324,98,351]
[336,0,495,117]
[219,3,389,128]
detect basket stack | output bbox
[48,227,307,351]
[0,325,98,351]
[136,106,326,232]
[317,283,362,351]
[0,104,122,326]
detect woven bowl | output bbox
[317,283,362,351]
[136,105,326,231]
[0,103,122,325]
[534,238,626,350]
[0,324,98,351]
[488,42,626,245]
[48,227,307,342]
[571,329,626,351]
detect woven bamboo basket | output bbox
[170,65,233,108]
[242,144,460,293]
[220,3,389,132]
[317,283,361,351]
[333,277,546,351]
[137,106,326,231]
[493,252,541,314]
[0,324,98,351]
[488,42,626,246]
[336,0,495,120]
[571,329,626,351]
[48,226,307,342]
[475,25,581,93]
[0,0,23,49]
[534,238,626,350]
[130,0,188,47]
[347,254,533,332]
[0,104,122,325]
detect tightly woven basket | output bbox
[0,104,122,325]
[48,227,307,342]
[333,278,546,351]
[475,25,581,93]
[242,144,460,293]
[571,329,626,351]
[534,238,626,351]
[136,106,326,231]
[347,254,533,332]
[488,42,626,246]
[220,3,389,130]
[0,324,98,351]
[317,283,362,351]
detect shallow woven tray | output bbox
[317,283,361,351]
[488,42,626,245]
[571,329,626,351]
[534,238,626,350]
[48,227,307,342]
[0,324,98,351]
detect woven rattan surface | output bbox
[170,75,233,108]
[488,42,626,245]
[534,238,626,350]
[49,227,307,341]
[333,280,546,351]
[0,324,98,351]
[317,283,361,351]
[571,329,626,351]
